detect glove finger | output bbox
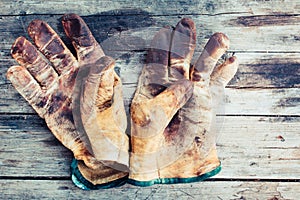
[71,56,116,168]
[169,18,196,80]
[111,76,127,133]
[191,32,229,83]
[79,56,129,169]
[62,13,105,63]
[80,56,115,124]
[210,56,238,130]
[28,19,77,75]
[136,26,172,99]
[131,79,193,129]
[210,56,238,88]
[152,79,193,118]
[11,36,58,88]
[7,66,47,117]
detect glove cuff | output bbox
[71,159,128,190]
[128,144,221,186]
[128,164,221,187]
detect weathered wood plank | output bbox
[123,87,300,115]
[2,14,300,53]
[0,180,299,199]
[0,0,299,16]
[216,116,300,179]
[222,88,300,116]
[1,85,299,115]
[1,115,299,179]
[0,116,72,177]
[229,53,300,88]
[2,52,300,88]
[115,52,300,88]
[0,0,298,198]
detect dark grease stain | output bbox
[97,99,113,112]
[59,100,74,124]
[29,20,54,46]
[293,35,300,41]
[48,92,67,115]
[35,96,48,108]
[275,97,300,108]
[205,1,215,13]
[108,26,128,35]
[55,53,66,60]
[276,135,285,142]
[164,111,181,143]
[3,159,21,167]
[171,65,186,77]
[58,186,69,190]
[258,117,266,122]
[10,9,155,61]
[41,136,62,147]
[250,162,258,167]
[62,14,93,47]
[229,59,300,87]
[65,67,79,87]
[118,52,132,65]
[1,115,47,131]
[194,136,201,144]
[19,11,27,16]
[12,37,38,64]
[147,49,169,66]
[58,9,155,55]
[45,38,64,57]
[268,117,300,123]
[146,83,167,97]
[230,14,300,27]
[191,67,202,82]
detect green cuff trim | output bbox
[70,159,128,190]
[127,165,221,187]
[71,159,221,189]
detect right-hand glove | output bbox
[7,13,129,189]
[129,18,238,186]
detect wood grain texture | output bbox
[2,52,300,87]
[1,115,299,179]
[2,85,299,115]
[2,14,300,53]
[124,87,300,115]
[1,180,299,199]
[0,0,299,16]
[0,0,299,198]
[2,52,300,115]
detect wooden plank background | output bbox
[0,0,299,199]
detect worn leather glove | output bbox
[7,14,129,189]
[129,18,238,186]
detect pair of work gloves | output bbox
[7,14,238,189]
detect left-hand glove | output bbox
[7,13,129,189]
